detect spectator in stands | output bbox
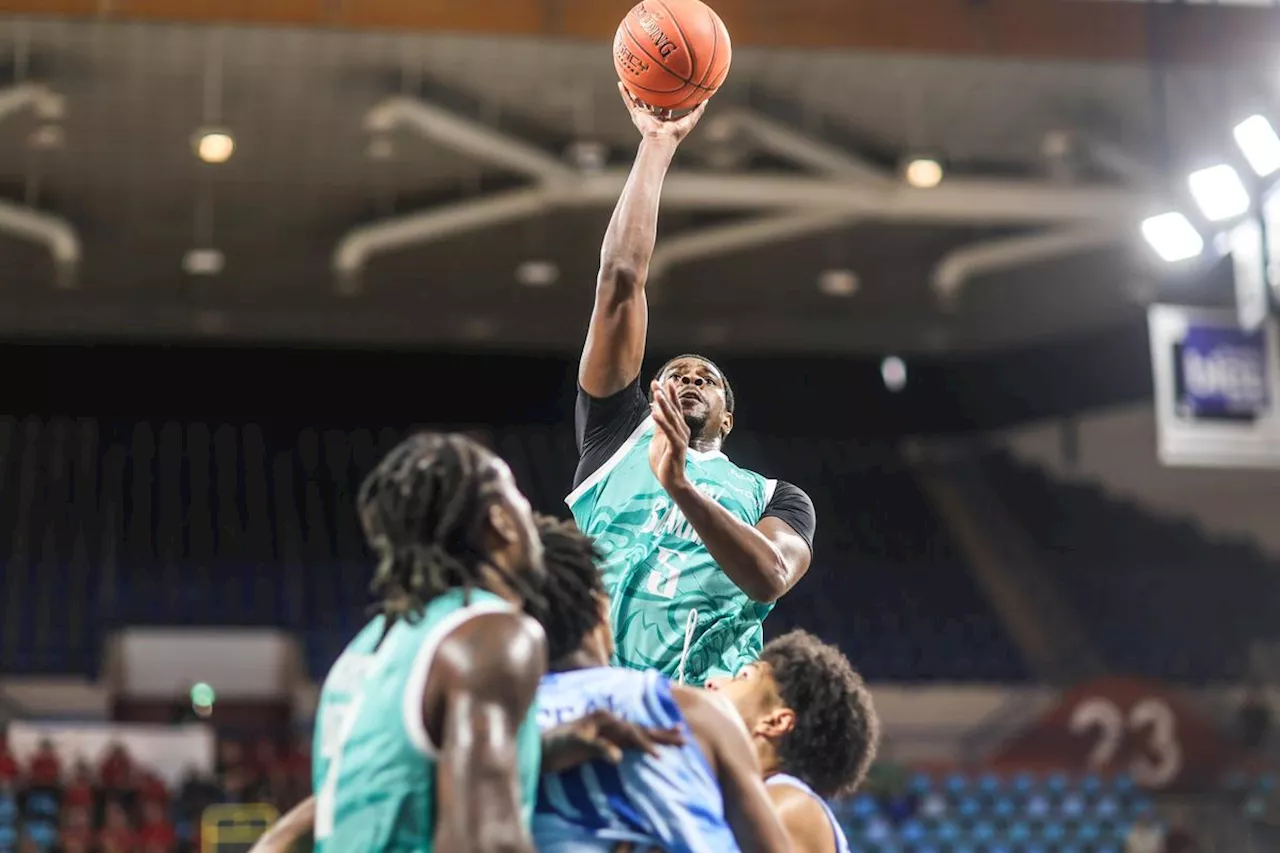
[137,770,169,808]
[138,797,176,851]
[27,739,60,789]
[62,760,95,813]
[99,742,134,796]
[0,735,17,784]
[98,800,137,853]
[1125,811,1164,853]
[60,803,94,850]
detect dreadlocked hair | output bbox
[524,515,607,664]
[358,431,532,621]
[760,629,880,800]
[653,353,735,413]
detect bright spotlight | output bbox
[196,131,235,164]
[881,356,906,392]
[1140,212,1204,263]
[904,158,943,188]
[1187,164,1250,221]
[1233,115,1280,177]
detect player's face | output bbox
[485,460,545,583]
[705,662,790,737]
[659,358,732,441]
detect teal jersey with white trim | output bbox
[567,414,778,684]
[312,589,542,852]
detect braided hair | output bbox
[525,515,607,664]
[358,431,532,620]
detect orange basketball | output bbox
[613,0,732,112]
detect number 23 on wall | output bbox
[1068,697,1182,788]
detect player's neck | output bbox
[689,433,722,454]
[551,648,610,672]
[757,742,782,778]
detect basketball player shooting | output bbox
[566,84,817,687]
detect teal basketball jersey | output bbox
[567,415,777,685]
[312,589,542,852]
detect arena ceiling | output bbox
[0,4,1265,354]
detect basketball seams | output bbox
[693,4,718,90]
[622,15,696,89]
[653,0,697,86]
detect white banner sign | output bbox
[7,722,214,787]
[119,629,294,698]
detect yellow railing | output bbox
[200,803,280,853]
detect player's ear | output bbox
[485,501,520,549]
[758,706,796,739]
[720,410,733,438]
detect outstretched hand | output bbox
[649,379,691,494]
[619,82,708,143]
[542,709,685,774]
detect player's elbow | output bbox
[744,558,790,604]
[597,260,645,303]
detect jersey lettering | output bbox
[568,418,776,683]
[646,547,683,599]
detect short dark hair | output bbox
[526,515,607,663]
[761,630,879,799]
[653,353,735,414]
[358,432,529,620]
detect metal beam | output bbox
[0,85,79,289]
[709,108,892,187]
[334,188,547,294]
[649,211,862,281]
[931,227,1122,305]
[366,96,573,182]
[337,98,1149,289]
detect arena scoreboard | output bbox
[200,803,280,853]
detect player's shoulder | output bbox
[768,779,836,852]
[436,608,547,697]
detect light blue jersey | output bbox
[767,774,851,853]
[533,666,740,853]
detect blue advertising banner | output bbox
[1149,306,1280,469]
[1175,325,1270,421]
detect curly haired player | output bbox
[709,630,880,853]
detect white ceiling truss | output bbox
[333,96,1146,301]
[0,83,79,289]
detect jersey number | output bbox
[646,547,682,599]
[1068,697,1182,787]
[315,696,365,839]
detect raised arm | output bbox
[431,612,547,853]
[579,86,707,399]
[675,686,793,853]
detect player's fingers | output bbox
[617,81,636,109]
[656,389,688,438]
[647,726,685,747]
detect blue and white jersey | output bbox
[534,667,740,853]
[767,773,851,853]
